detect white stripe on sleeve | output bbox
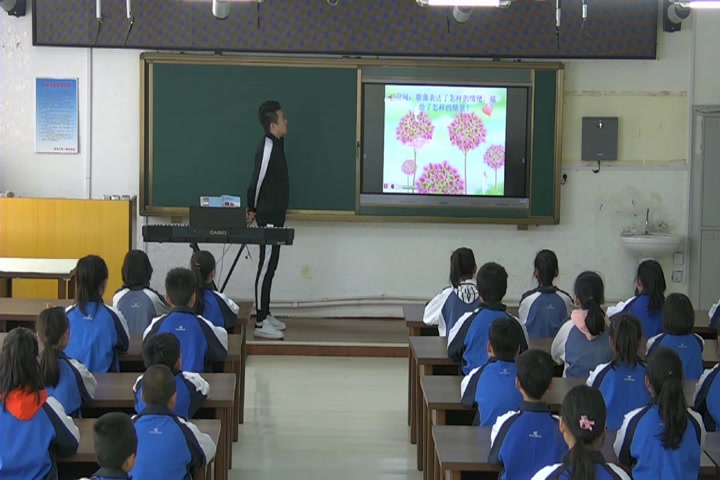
[551,320,573,366]
[199,315,229,350]
[183,372,211,396]
[46,396,80,442]
[254,138,274,206]
[178,417,217,462]
[68,359,97,399]
[214,291,240,315]
[607,296,635,317]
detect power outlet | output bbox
[300,265,312,280]
[671,270,684,283]
[673,252,684,266]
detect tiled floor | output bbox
[231,356,422,480]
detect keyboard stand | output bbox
[189,242,247,294]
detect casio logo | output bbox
[209,230,227,235]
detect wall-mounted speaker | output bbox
[0,0,26,17]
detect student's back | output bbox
[44,351,95,417]
[608,260,667,339]
[200,288,239,330]
[532,455,630,479]
[66,302,130,373]
[623,294,663,339]
[113,286,168,334]
[694,363,720,431]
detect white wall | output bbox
[3,8,720,317]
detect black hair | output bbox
[534,249,559,288]
[561,385,607,480]
[36,307,70,388]
[609,314,643,367]
[646,347,688,450]
[75,255,109,316]
[636,260,666,313]
[489,317,523,362]
[516,349,555,400]
[258,100,282,133]
[476,262,508,305]
[662,293,695,335]
[449,247,476,288]
[93,412,137,470]
[574,271,606,337]
[141,364,176,407]
[165,267,197,308]
[190,250,215,315]
[121,250,153,288]
[142,333,181,373]
[0,328,44,409]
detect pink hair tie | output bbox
[579,415,595,431]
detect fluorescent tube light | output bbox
[418,0,509,7]
[675,0,720,8]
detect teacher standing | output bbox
[247,100,289,340]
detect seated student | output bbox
[587,314,650,430]
[81,412,137,480]
[519,249,575,338]
[131,365,216,479]
[694,361,720,431]
[113,249,169,334]
[134,333,209,419]
[607,260,666,339]
[144,268,228,373]
[65,255,130,373]
[448,262,529,375]
[614,347,705,480]
[36,306,97,418]
[489,349,567,480]
[646,293,704,380]
[460,317,524,426]
[532,385,631,480]
[191,250,241,331]
[423,247,479,336]
[0,328,80,479]
[709,297,720,330]
[552,271,612,378]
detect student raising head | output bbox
[614,347,705,480]
[143,267,228,373]
[607,260,666,338]
[82,412,137,480]
[0,328,80,479]
[36,306,97,418]
[552,271,613,378]
[65,255,130,373]
[646,293,704,380]
[113,250,169,334]
[447,261,529,374]
[134,333,209,419]
[519,249,575,338]
[488,349,567,480]
[586,314,650,430]
[532,385,630,480]
[460,317,524,426]
[190,250,241,331]
[423,247,480,336]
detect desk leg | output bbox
[416,364,430,471]
[407,329,413,426]
[232,359,241,442]
[215,408,229,480]
[419,391,426,473]
[57,279,67,300]
[449,471,461,480]
[0,279,11,298]
[434,449,441,480]
[239,326,247,425]
[430,410,445,480]
[410,349,417,445]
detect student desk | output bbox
[0,257,77,299]
[0,297,73,330]
[703,432,720,476]
[432,425,717,480]
[59,418,220,480]
[86,373,235,480]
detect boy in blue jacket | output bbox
[82,412,137,480]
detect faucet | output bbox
[645,208,650,235]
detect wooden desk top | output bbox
[0,258,77,277]
[92,373,235,408]
[432,425,716,474]
[703,432,720,469]
[64,418,221,463]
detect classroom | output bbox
[2,0,720,479]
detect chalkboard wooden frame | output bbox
[140,53,563,225]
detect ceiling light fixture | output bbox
[674,0,720,8]
[417,0,511,7]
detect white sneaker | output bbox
[267,314,287,331]
[254,320,284,340]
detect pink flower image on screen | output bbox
[401,159,417,175]
[396,111,435,191]
[483,144,505,186]
[415,161,465,195]
[448,112,487,194]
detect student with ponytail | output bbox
[586,314,650,429]
[37,306,97,417]
[519,249,574,338]
[614,347,705,480]
[190,250,241,332]
[532,385,630,480]
[607,260,666,338]
[66,255,130,373]
[551,272,613,378]
[423,247,479,336]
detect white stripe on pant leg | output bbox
[256,244,273,319]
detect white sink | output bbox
[620,233,683,260]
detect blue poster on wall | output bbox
[35,78,79,154]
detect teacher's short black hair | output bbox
[258,100,282,133]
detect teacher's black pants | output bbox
[255,223,281,324]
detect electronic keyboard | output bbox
[142,225,294,246]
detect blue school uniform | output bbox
[647,333,704,380]
[131,405,216,480]
[134,371,209,419]
[552,317,613,378]
[460,358,522,426]
[519,286,574,338]
[447,304,529,375]
[65,303,130,373]
[693,364,720,431]
[201,288,239,330]
[0,391,79,480]
[587,360,651,430]
[532,451,631,480]
[609,294,663,339]
[614,403,705,480]
[44,350,96,418]
[143,307,228,373]
[488,402,568,480]
[423,280,480,336]
[113,285,169,334]
[710,302,720,330]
